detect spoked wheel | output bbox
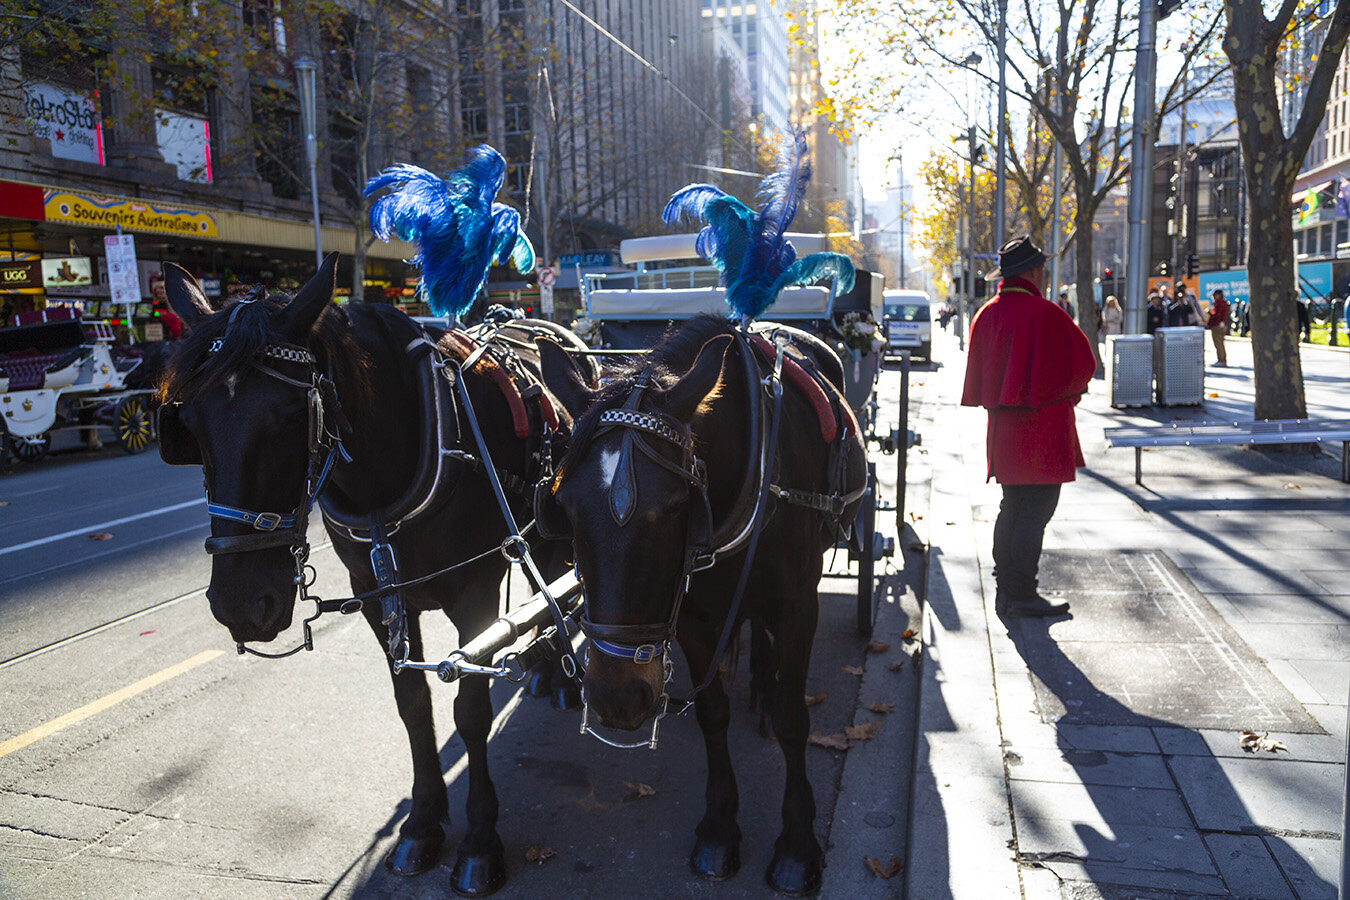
[854,462,877,635]
[114,396,152,454]
[11,431,51,463]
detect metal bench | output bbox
[1104,419,1350,485]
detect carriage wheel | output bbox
[11,431,51,463]
[855,463,877,636]
[114,396,152,454]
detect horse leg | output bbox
[447,595,507,897]
[747,618,776,737]
[362,607,448,876]
[764,599,824,896]
[522,547,581,712]
[680,625,742,881]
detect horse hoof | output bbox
[690,838,740,881]
[523,668,551,699]
[383,832,444,876]
[765,850,822,896]
[551,683,581,711]
[451,848,507,897]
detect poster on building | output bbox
[104,233,142,303]
[24,83,105,166]
[155,110,213,184]
[41,257,93,288]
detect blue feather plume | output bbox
[365,146,535,317]
[661,129,855,322]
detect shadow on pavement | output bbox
[1002,619,1334,898]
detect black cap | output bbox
[990,235,1047,280]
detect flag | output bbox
[1336,179,1350,218]
[1299,188,1321,225]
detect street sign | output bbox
[559,251,612,268]
[104,234,141,303]
[538,265,557,287]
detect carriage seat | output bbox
[14,307,80,326]
[0,347,89,390]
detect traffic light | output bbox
[1158,260,1171,277]
[1158,0,1182,18]
[1186,252,1198,277]
[1103,267,1113,282]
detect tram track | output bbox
[0,536,335,671]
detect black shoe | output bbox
[1006,595,1070,618]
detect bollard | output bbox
[897,351,910,532]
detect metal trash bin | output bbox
[1153,326,1205,406]
[1107,335,1153,407]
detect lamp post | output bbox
[294,56,322,270]
[956,52,982,350]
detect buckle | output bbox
[632,643,659,664]
[253,512,283,531]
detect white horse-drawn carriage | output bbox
[0,308,159,464]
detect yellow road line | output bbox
[0,650,223,760]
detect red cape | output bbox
[961,276,1096,483]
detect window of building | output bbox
[252,89,300,200]
[461,75,487,136]
[1321,222,1334,253]
[152,64,213,182]
[1338,219,1349,248]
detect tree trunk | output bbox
[1244,190,1306,419]
[1074,206,1104,374]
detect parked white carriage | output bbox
[0,309,159,464]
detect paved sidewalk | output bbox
[908,331,1348,899]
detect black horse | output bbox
[536,315,867,895]
[159,254,590,896]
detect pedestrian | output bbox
[1206,289,1229,366]
[1101,295,1124,335]
[1183,285,1204,324]
[1058,290,1073,317]
[962,235,1096,618]
[1296,298,1312,342]
[1165,289,1195,327]
[1146,292,1166,334]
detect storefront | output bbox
[0,178,413,329]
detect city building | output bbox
[702,1,791,135]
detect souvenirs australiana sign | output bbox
[44,190,218,238]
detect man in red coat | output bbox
[962,236,1096,618]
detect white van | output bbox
[882,289,935,362]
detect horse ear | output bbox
[279,251,339,341]
[537,336,593,419]
[664,334,733,423]
[163,263,214,328]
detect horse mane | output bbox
[158,292,372,419]
[561,315,735,473]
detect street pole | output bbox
[897,152,907,289]
[294,56,322,271]
[1173,97,1188,291]
[1049,75,1063,299]
[1124,0,1159,334]
[995,0,1008,248]
[966,123,976,349]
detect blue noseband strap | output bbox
[589,636,661,665]
[207,502,298,532]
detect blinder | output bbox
[533,474,571,541]
[157,403,201,466]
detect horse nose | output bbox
[584,671,658,731]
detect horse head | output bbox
[159,254,344,644]
[540,333,731,731]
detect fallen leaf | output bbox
[623,781,656,797]
[864,640,891,654]
[845,720,882,741]
[88,532,113,541]
[865,855,903,878]
[901,628,916,641]
[804,691,827,707]
[1239,730,1288,753]
[841,664,864,676]
[869,701,894,714]
[887,660,905,672]
[525,845,556,864]
[139,630,156,636]
[1283,482,1302,490]
[0,500,9,506]
[808,730,852,750]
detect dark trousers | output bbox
[992,483,1062,602]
